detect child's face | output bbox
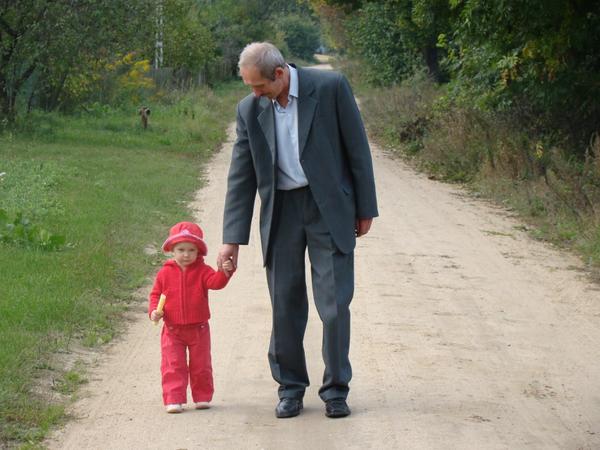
[172,242,199,268]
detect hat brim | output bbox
[162,235,207,255]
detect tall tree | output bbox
[445,0,600,151]
[163,0,216,75]
[203,0,321,76]
[311,0,451,82]
[0,0,153,120]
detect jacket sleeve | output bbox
[202,264,232,291]
[148,270,164,318]
[222,103,258,245]
[335,73,379,219]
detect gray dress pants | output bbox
[266,186,354,402]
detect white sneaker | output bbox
[166,403,183,413]
[195,402,211,410]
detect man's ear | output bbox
[274,66,285,80]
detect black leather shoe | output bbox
[325,398,351,418]
[275,398,303,418]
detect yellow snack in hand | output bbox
[153,294,166,325]
[157,294,166,313]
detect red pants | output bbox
[160,322,213,405]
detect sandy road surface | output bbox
[47,72,600,449]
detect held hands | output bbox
[217,243,239,271]
[221,259,235,278]
[150,309,164,322]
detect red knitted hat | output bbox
[161,221,208,255]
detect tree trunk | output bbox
[0,77,8,120]
[48,70,69,111]
[7,89,17,122]
[7,62,38,118]
[0,76,17,122]
[423,45,444,83]
[27,79,38,114]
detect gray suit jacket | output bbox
[223,67,378,264]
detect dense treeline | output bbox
[312,0,600,154]
[0,1,153,120]
[0,0,321,123]
[311,0,600,265]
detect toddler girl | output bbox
[149,221,234,413]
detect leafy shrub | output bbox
[0,209,66,251]
[444,0,600,154]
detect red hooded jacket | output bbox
[148,258,230,325]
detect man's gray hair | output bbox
[238,42,285,80]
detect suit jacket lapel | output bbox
[257,68,318,164]
[297,68,317,157]
[257,96,276,165]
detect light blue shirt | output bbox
[273,65,308,190]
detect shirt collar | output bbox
[273,64,298,107]
[288,64,298,99]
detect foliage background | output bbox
[311,0,600,154]
[313,0,600,270]
[0,0,322,446]
[0,0,323,123]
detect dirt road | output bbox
[47,79,600,449]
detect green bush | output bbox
[0,210,66,251]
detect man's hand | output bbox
[218,243,239,270]
[355,218,373,237]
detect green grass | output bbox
[0,82,246,447]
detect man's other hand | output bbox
[355,218,373,237]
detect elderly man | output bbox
[218,42,378,418]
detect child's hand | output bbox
[221,259,235,278]
[150,309,164,322]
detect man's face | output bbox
[240,65,285,100]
